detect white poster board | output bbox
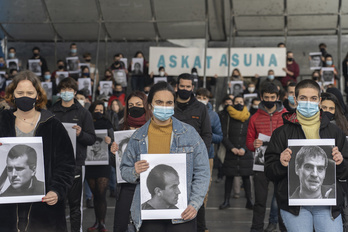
[28,59,42,76]
[230,81,244,96]
[149,47,286,77]
[41,82,52,100]
[114,130,136,183]
[253,133,270,172]
[56,71,69,85]
[6,59,19,71]
[78,78,92,96]
[62,123,77,159]
[309,52,322,70]
[120,58,128,69]
[288,139,336,206]
[321,67,335,85]
[140,153,187,220]
[132,58,144,74]
[66,57,79,74]
[99,81,113,96]
[244,93,258,109]
[0,137,45,203]
[113,69,127,87]
[153,76,167,84]
[86,129,109,165]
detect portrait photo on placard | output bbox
[309,52,322,70]
[253,133,270,172]
[0,137,45,204]
[321,67,335,85]
[41,82,52,100]
[99,81,113,96]
[114,130,136,184]
[244,93,258,110]
[0,71,6,89]
[78,78,92,96]
[6,59,19,71]
[28,59,42,76]
[56,71,69,85]
[86,130,109,165]
[140,153,187,220]
[153,77,167,84]
[113,70,127,87]
[66,57,79,73]
[288,139,336,206]
[230,81,244,96]
[131,58,144,75]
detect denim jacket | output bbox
[120,117,210,231]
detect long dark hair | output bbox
[123,91,152,130]
[321,92,348,136]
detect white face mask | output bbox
[159,71,165,76]
[104,102,108,108]
[77,99,85,107]
[198,99,208,105]
[248,87,255,93]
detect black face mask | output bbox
[33,53,39,57]
[58,65,64,70]
[114,90,122,97]
[85,59,91,62]
[262,100,276,109]
[234,104,244,111]
[312,76,319,81]
[324,111,335,121]
[177,88,191,100]
[129,107,145,118]
[287,58,293,62]
[15,96,36,112]
[93,112,103,120]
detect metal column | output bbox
[92,21,102,102]
[203,0,209,88]
[338,0,343,92]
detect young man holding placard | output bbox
[265,79,348,231]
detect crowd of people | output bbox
[0,41,347,232]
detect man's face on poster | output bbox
[296,155,326,192]
[7,154,35,189]
[83,81,89,89]
[134,63,141,72]
[159,172,181,207]
[233,84,242,95]
[92,140,102,152]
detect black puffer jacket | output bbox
[220,109,253,176]
[0,109,75,232]
[265,111,348,219]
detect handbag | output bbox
[217,116,230,164]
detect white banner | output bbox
[149,47,286,77]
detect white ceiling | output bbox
[0,0,346,42]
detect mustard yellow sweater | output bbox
[148,118,173,154]
[297,110,320,139]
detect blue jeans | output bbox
[84,179,92,199]
[280,206,343,232]
[269,191,278,224]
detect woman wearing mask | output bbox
[106,99,124,131]
[0,71,75,231]
[86,101,114,232]
[321,92,348,136]
[112,91,152,232]
[120,82,210,231]
[218,95,254,210]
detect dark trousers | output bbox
[131,75,144,91]
[140,218,196,232]
[196,205,206,232]
[113,183,136,232]
[251,172,286,232]
[68,166,83,232]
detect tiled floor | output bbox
[67,170,277,232]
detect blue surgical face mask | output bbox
[152,105,174,121]
[60,91,75,102]
[297,101,319,118]
[71,48,77,54]
[326,60,333,66]
[44,74,51,80]
[288,95,295,105]
[8,53,15,58]
[268,75,275,81]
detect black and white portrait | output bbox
[244,93,258,110]
[0,71,6,89]
[309,52,322,70]
[28,59,42,76]
[120,58,128,69]
[140,153,187,220]
[253,133,270,172]
[86,129,109,165]
[41,82,52,100]
[78,78,92,96]
[66,57,79,74]
[6,59,19,71]
[113,70,127,87]
[132,58,144,75]
[114,130,136,184]
[288,139,336,206]
[56,71,69,85]
[0,137,45,203]
[321,67,335,85]
[230,81,243,96]
[99,81,113,96]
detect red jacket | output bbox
[246,102,287,151]
[108,93,126,106]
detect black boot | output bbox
[243,176,253,210]
[219,198,230,210]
